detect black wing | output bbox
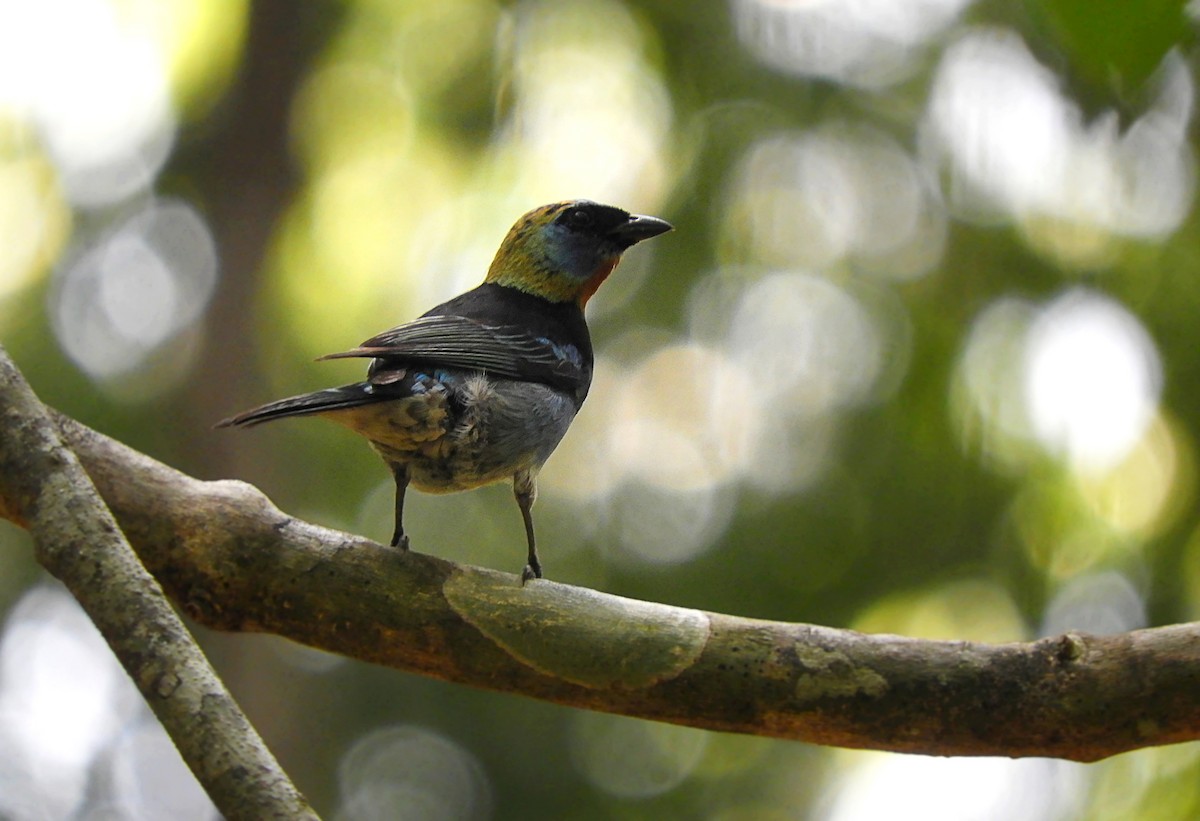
[319,314,586,391]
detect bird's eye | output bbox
[564,208,592,228]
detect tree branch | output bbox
[2,360,1199,764]
[0,348,318,820]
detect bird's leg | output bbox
[390,463,411,551]
[514,471,541,583]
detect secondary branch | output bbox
[0,349,317,820]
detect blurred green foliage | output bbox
[1,0,1199,817]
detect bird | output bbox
[218,200,672,582]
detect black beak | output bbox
[609,214,673,247]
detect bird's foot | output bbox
[391,533,410,552]
[520,561,542,585]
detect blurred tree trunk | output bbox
[174,0,341,481]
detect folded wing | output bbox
[319,314,586,392]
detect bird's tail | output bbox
[216,383,384,428]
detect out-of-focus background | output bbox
[1,0,1198,818]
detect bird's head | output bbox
[485,200,672,305]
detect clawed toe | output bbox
[520,563,542,585]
